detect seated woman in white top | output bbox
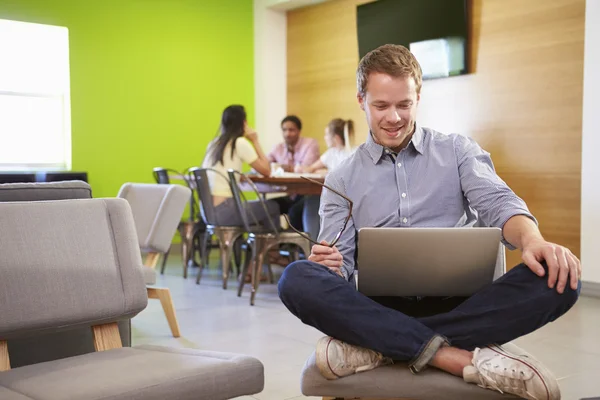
[295,118,355,174]
[202,105,280,228]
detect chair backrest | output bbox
[117,183,191,254]
[0,198,148,340]
[189,167,228,226]
[154,167,202,222]
[0,181,92,202]
[227,169,279,235]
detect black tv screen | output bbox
[357,0,469,80]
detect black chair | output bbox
[152,167,206,278]
[0,173,36,184]
[189,167,249,289]
[227,169,311,306]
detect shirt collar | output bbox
[412,125,424,155]
[364,124,424,164]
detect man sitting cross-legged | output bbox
[277,44,580,400]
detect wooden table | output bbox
[247,175,324,196]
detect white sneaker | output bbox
[463,344,561,400]
[315,336,393,380]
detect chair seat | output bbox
[301,344,522,399]
[207,224,246,232]
[0,386,32,400]
[0,345,264,400]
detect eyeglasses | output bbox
[283,176,353,248]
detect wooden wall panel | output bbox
[288,0,584,268]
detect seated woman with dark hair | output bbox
[202,105,280,228]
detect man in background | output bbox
[268,115,320,231]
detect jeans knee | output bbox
[543,279,580,322]
[562,280,580,310]
[277,260,314,301]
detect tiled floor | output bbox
[132,254,600,399]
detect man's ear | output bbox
[357,92,365,111]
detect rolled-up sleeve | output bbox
[454,135,537,249]
[317,172,356,280]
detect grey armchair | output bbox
[0,181,131,368]
[117,183,191,337]
[0,198,264,399]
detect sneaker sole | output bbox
[488,344,561,400]
[315,336,342,380]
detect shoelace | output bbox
[337,341,387,372]
[473,349,537,400]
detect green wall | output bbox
[0,0,254,198]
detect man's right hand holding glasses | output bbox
[308,241,344,278]
[281,176,352,278]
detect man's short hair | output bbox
[281,115,302,131]
[356,44,423,97]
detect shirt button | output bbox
[401,193,407,198]
[403,217,408,223]
[397,163,402,167]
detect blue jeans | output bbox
[278,261,579,372]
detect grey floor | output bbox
[132,253,600,400]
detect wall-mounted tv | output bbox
[357,0,470,80]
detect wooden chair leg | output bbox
[0,340,10,371]
[92,322,122,351]
[144,252,160,269]
[147,287,181,337]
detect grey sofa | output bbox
[0,181,132,368]
[0,197,264,399]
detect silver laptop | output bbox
[356,227,502,297]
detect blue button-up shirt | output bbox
[318,125,536,280]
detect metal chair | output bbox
[189,167,247,289]
[227,169,311,306]
[153,167,207,278]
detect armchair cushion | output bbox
[0,346,264,400]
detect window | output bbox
[0,19,71,170]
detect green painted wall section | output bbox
[0,0,254,198]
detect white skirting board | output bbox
[581,280,600,298]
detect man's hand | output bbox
[308,240,344,277]
[522,239,581,293]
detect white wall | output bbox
[253,0,332,152]
[581,0,600,284]
[253,0,287,154]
